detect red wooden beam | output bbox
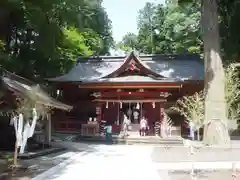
[99,88,171,93]
[101,91,171,97]
[78,83,182,89]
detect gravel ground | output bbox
[152,146,240,162]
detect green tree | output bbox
[78,0,114,54]
[137,2,158,53]
[130,1,201,54]
[218,0,240,61]
[172,91,205,140]
[0,0,113,80]
[177,0,240,146]
[117,32,138,53]
[200,0,229,146]
[134,0,240,61]
[163,1,201,53]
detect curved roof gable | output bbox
[103,51,163,78]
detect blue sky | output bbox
[102,0,165,42]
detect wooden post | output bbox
[45,113,52,145]
[96,102,103,135]
[117,102,119,125]
[140,102,143,119]
[13,141,18,167]
[96,103,102,122]
[159,107,163,137]
[97,91,102,122]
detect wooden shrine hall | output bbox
[47,52,204,136]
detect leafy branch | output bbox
[225,64,240,122]
[171,91,204,131]
[161,111,173,137]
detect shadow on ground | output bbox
[0,141,103,180]
[31,142,114,180]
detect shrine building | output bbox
[47,51,204,136]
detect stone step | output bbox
[123,138,183,145]
[74,135,183,145]
[52,133,183,145]
[130,124,140,131]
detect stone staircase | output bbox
[130,123,140,131]
[53,124,184,145]
[119,135,183,145]
[74,133,183,145]
[123,124,183,145]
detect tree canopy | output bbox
[0,0,113,80]
[118,0,240,62]
[118,1,201,54]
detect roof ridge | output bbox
[77,53,201,63]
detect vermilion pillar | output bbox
[160,107,164,122]
[96,103,102,121]
[96,91,102,122]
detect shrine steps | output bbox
[52,132,183,145]
[74,135,183,145]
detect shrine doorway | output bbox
[120,102,142,124]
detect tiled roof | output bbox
[0,69,72,111]
[47,52,203,82]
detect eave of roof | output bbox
[1,75,72,111]
[81,75,183,83]
[78,83,182,89]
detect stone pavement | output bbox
[151,146,240,162]
[30,141,240,180]
[32,144,161,180]
[22,151,78,178]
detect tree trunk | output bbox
[202,0,230,145]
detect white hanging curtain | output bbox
[10,116,15,126]
[106,102,108,109]
[29,108,38,138]
[10,109,39,154]
[152,102,156,108]
[16,114,23,147]
[20,121,31,154]
[136,103,140,109]
[19,108,38,154]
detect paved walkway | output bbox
[31,141,240,180]
[32,145,161,180]
[151,146,240,162]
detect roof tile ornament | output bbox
[160,92,172,98]
[126,59,139,72]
